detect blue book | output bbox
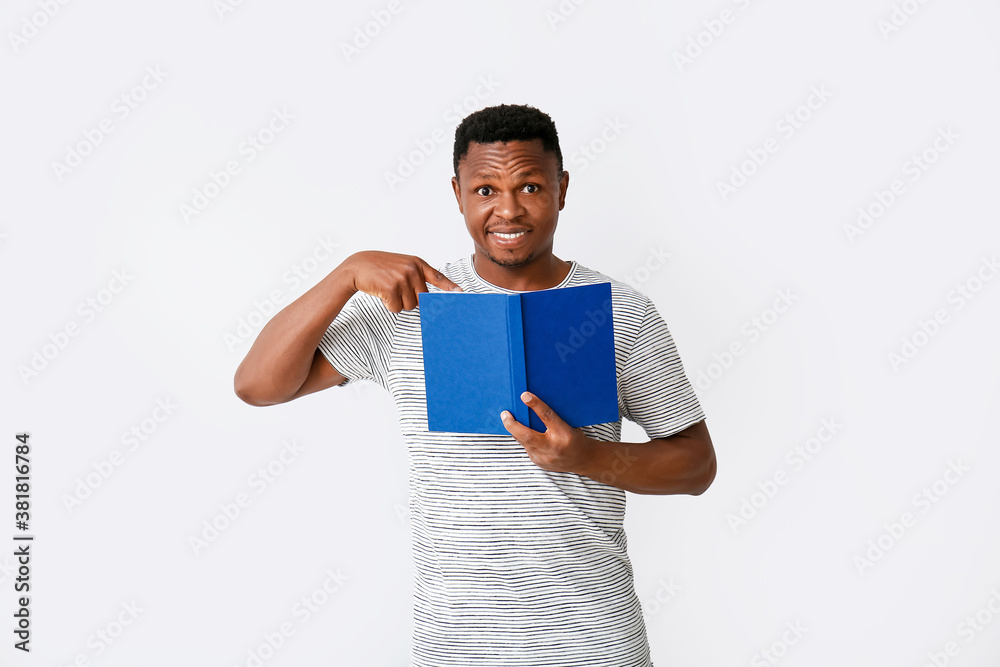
[418,282,619,435]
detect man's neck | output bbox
[472,252,571,292]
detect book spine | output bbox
[506,295,531,426]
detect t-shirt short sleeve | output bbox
[317,291,396,391]
[619,297,705,439]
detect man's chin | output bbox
[485,249,534,268]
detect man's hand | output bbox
[342,250,463,312]
[502,391,716,495]
[500,391,597,474]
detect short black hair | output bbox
[453,104,563,180]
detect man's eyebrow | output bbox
[474,168,545,181]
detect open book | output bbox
[418,282,619,435]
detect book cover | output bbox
[418,282,619,435]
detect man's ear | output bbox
[451,176,464,214]
[557,170,569,211]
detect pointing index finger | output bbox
[421,260,463,292]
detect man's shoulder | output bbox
[569,261,653,319]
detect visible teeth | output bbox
[493,231,525,239]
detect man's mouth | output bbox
[488,229,529,247]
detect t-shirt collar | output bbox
[467,253,576,293]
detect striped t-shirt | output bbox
[318,253,705,666]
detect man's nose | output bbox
[494,190,526,220]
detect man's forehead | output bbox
[459,139,558,177]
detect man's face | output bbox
[451,139,568,269]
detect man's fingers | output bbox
[381,292,404,313]
[501,410,532,443]
[420,259,463,292]
[393,258,462,312]
[521,391,560,430]
[393,261,438,311]
[400,273,421,310]
[409,264,438,309]
[400,292,417,311]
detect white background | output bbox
[3,0,1000,665]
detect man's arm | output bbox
[577,420,716,495]
[234,263,357,406]
[501,392,716,495]
[234,250,463,407]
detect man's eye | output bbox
[522,184,538,193]
[475,186,492,196]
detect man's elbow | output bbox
[688,444,717,496]
[234,369,279,407]
[234,376,264,406]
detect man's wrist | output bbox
[574,434,614,482]
[328,262,358,295]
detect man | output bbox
[234,103,716,666]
